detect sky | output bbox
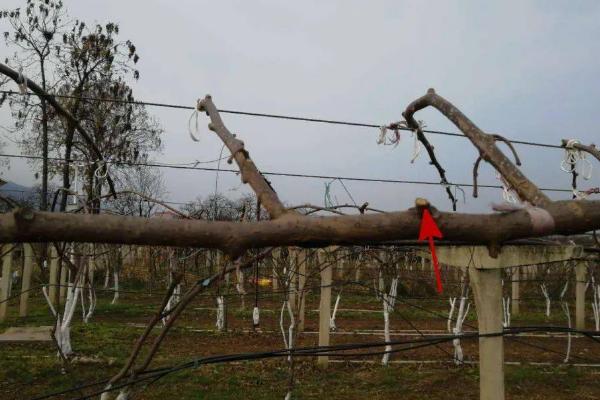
[1,0,599,213]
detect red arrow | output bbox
[418,209,444,293]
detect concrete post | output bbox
[19,244,34,317]
[421,244,583,400]
[511,268,520,316]
[48,245,59,307]
[0,245,13,322]
[317,250,332,367]
[575,261,587,330]
[354,255,362,282]
[337,248,345,279]
[297,250,307,332]
[469,267,505,400]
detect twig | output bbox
[403,88,550,207]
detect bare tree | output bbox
[110,166,166,217]
[1,0,67,210]
[2,1,143,212]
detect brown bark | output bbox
[199,95,289,218]
[403,88,551,207]
[561,139,600,163]
[2,199,600,254]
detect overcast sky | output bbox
[1,1,599,213]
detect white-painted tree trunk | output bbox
[448,294,470,364]
[111,271,119,304]
[43,271,83,358]
[540,284,551,318]
[83,282,96,323]
[99,386,129,400]
[104,266,110,289]
[592,280,600,331]
[560,281,571,363]
[502,297,511,327]
[216,296,225,331]
[381,278,398,366]
[162,282,181,326]
[329,293,341,331]
[236,267,246,310]
[279,300,295,361]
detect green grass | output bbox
[1,288,599,399]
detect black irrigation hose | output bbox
[30,326,600,400]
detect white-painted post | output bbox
[511,268,520,316]
[19,244,34,317]
[470,267,504,400]
[297,250,307,332]
[318,249,332,367]
[0,245,13,322]
[575,261,587,330]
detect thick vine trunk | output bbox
[2,200,599,254]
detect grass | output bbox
[0,288,599,399]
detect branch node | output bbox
[15,207,35,222]
[358,202,369,214]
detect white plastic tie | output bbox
[253,306,260,326]
[94,160,109,180]
[188,99,202,142]
[376,123,401,147]
[410,122,424,163]
[377,126,387,145]
[561,139,592,180]
[496,172,519,204]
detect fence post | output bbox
[19,244,34,317]
[0,245,13,322]
[470,266,505,400]
[317,249,332,367]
